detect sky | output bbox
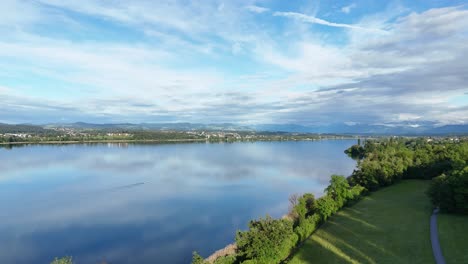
[1,0,467,126]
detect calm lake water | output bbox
[0,140,356,264]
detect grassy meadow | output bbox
[438,213,468,264]
[289,180,434,264]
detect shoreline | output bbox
[0,137,357,146]
[0,138,207,145]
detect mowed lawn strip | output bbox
[289,180,434,264]
[437,213,468,264]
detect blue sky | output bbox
[1,0,467,125]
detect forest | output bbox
[348,138,468,214]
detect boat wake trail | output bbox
[109,182,145,191]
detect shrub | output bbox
[236,216,298,264]
[345,144,365,159]
[293,193,316,220]
[427,174,453,211]
[450,167,468,214]
[213,254,237,264]
[315,195,337,221]
[294,214,321,242]
[428,167,468,214]
[192,251,207,264]
[347,185,365,204]
[325,175,351,208]
[50,257,73,264]
[206,243,237,264]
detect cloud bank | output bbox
[0,1,467,126]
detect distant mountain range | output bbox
[46,122,468,135]
[43,122,253,131]
[1,122,467,135]
[253,123,468,135]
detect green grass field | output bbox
[289,180,434,264]
[438,213,468,264]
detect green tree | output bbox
[192,251,207,264]
[235,216,297,264]
[294,193,316,219]
[50,256,73,264]
[429,167,468,214]
[315,195,337,221]
[325,175,350,208]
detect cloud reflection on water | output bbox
[0,140,356,263]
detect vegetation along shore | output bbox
[192,137,468,264]
[0,123,358,145]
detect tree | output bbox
[325,175,350,207]
[301,193,316,216]
[450,167,468,214]
[291,193,316,220]
[50,257,73,264]
[429,167,468,214]
[315,195,337,221]
[192,251,207,264]
[287,193,300,219]
[345,144,365,159]
[235,216,297,263]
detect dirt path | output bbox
[431,208,446,264]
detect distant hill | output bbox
[0,123,50,133]
[253,123,468,135]
[44,122,253,131]
[3,122,468,135]
[428,125,468,135]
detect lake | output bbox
[0,140,357,264]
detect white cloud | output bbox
[341,3,357,14]
[395,113,422,121]
[251,6,468,125]
[0,35,224,113]
[273,11,378,31]
[36,0,261,45]
[0,85,11,94]
[256,42,355,85]
[0,0,42,27]
[0,1,467,126]
[344,121,358,126]
[246,5,269,14]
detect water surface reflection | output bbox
[0,140,356,263]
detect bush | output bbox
[213,254,237,264]
[315,195,338,221]
[325,175,351,208]
[293,193,316,220]
[428,167,468,214]
[427,174,453,211]
[192,251,207,264]
[50,257,73,264]
[236,216,298,264]
[347,185,365,204]
[345,144,365,159]
[294,214,321,242]
[451,167,468,214]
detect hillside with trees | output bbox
[193,137,468,264]
[347,138,468,213]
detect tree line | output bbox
[347,138,467,214]
[194,137,468,264]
